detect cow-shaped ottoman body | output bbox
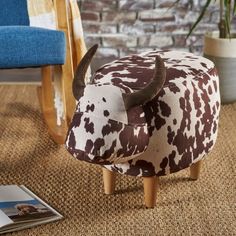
[66,45,220,208]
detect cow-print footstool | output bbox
[66,45,221,208]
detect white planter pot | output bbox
[204,31,236,104]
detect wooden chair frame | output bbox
[37,0,76,144]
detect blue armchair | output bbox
[0,0,75,144]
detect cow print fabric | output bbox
[66,50,220,177]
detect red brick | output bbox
[102,12,137,23]
[81,12,100,21]
[173,35,187,47]
[192,24,217,34]
[157,1,177,8]
[156,23,189,34]
[83,23,117,34]
[139,35,173,48]
[119,0,154,11]
[77,0,220,60]
[139,9,175,22]
[119,23,154,34]
[102,35,137,47]
[81,0,117,12]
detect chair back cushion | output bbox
[0,0,29,26]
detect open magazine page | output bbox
[0,185,63,234]
[0,211,12,228]
[0,185,34,227]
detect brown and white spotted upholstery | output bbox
[66,49,220,178]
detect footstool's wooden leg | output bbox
[190,160,202,180]
[143,176,159,208]
[102,168,116,194]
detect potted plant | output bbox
[178,0,236,104]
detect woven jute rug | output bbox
[0,85,235,236]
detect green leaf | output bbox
[187,0,213,38]
[225,0,231,37]
[233,0,236,15]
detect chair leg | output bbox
[102,168,116,194]
[190,160,202,180]
[143,176,159,208]
[54,0,75,124]
[37,66,68,144]
[60,63,75,125]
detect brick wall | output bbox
[78,0,220,70]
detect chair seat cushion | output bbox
[0,26,65,68]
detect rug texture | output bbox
[0,85,235,236]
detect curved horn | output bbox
[72,44,98,100]
[122,56,166,110]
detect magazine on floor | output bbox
[0,185,63,234]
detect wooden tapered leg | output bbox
[37,66,68,144]
[190,160,202,180]
[102,168,116,194]
[143,176,159,208]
